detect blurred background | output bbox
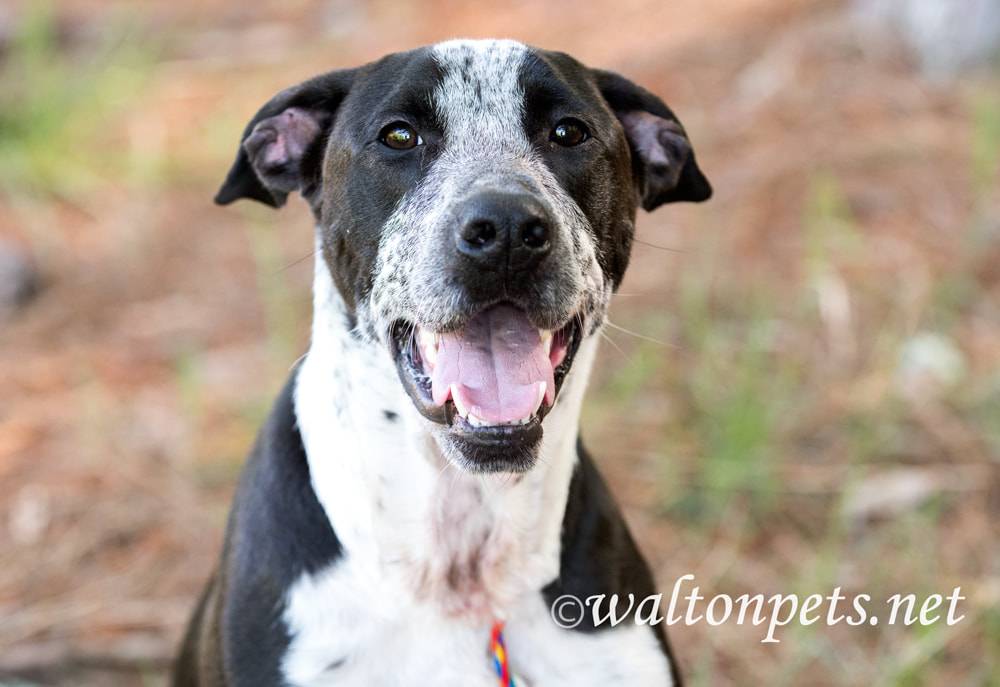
[1,0,998,685]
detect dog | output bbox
[173,39,710,686]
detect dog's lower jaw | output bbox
[293,248,599,618]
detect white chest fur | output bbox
[281,567,672,686]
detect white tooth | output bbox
[418,328,440,347]
[451,384,469,418]
[468,413,503,427]
[540,329,553,355]
[419,327,440,369]
[533,382,546,416]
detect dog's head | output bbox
[217,39,710,474]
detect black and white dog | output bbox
[173,39,710,686]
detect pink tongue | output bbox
[430,305,556,423]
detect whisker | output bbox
[432,453,455,486]
[534,447,551,472]
[581,286,644,298]
[633,237,687,253]
[598,329,631,362]
[604,320,679,349]
[280,248,320,273]
[478,473,497,495]
[447,464,465,495]
[288,352,309,372]
[499,471,516,489]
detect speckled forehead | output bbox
[431,39,530,144]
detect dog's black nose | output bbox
[455,191,552,273]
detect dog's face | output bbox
[216,40,710,474]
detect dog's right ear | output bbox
[591,69,712,210]
[215,69,356,208]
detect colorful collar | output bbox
[490,620,515,686]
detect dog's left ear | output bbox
[215,69,356,208]
[592,70,712,210]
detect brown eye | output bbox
[380,123,422,150]
[551,119,588,147]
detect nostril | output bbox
[454,191,554,265]
[463,221,497,248]
[521,222,549,250]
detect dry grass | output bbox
[1,0,997,685]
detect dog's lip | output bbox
[390,308,582,434]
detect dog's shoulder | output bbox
[541,440,683,684]
[219,376,345,684]
[228,374,344,577]
[546,440,659,605]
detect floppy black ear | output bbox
[592,69,712,210]
[215,69,356,208]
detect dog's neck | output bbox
[293,248,597,619]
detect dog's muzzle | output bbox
[389,191,585,473]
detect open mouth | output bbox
[391,303,582,468]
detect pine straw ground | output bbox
[1,0,998,685]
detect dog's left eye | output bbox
[551,119,589,147]
[380,123,423,150]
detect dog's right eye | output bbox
[551,119,589,147]
[379,123,422,150]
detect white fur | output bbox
[283,39,672,686]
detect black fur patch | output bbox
[175,377,344,684]
[542,440,683,686]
